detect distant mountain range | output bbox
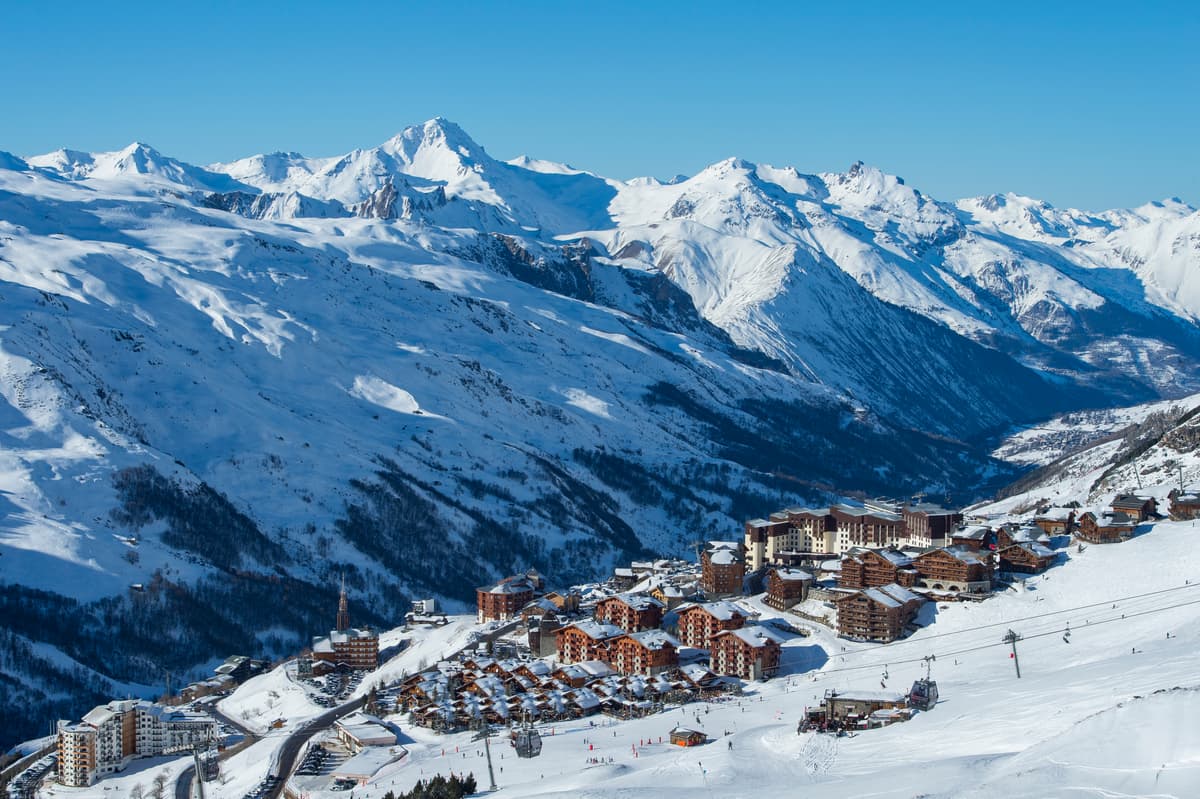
[0,119,1198,744]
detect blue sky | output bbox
[4,1,1197,210]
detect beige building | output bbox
[57,700,215,787]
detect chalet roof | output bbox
[677,600,747,621]
[478,577,535,595]
[709,548,742,565]
[680,663,718,683]
[578,660,615,677]
[606,592,666,611]
[1095,511,1136,528]
[713,624,785,647]
[773,567,814,582]
[565,620,626,640]
[861,587,904,609]
[849,578,921,604]
[846,547,911,567]
[936,545,991,565]
[670,726,705,736]
[746,518,772,528]
[1034,507,1074,522]
[1111,493,1152,509]
[826,689,906,703]
[953,525,991,540]
[625,630,680,651]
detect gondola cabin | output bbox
[908,678,939,711]
[511,723,542,758]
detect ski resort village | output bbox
[6,482,1199,799]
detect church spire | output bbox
[336,573,350,632]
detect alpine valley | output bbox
[1,119,1199,746]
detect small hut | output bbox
[669,726,707,747]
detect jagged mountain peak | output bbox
[379,117,487,168]
[26,140,248,193]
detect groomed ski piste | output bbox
[35,520,1200,799]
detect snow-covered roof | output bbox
[833,503,903,522]
[709,549,739,565]
[773,567,813,581]
[332,746,406,780]
[1035,507,1074,521]
[826,689,906,703]
[578,660,615,677]
[607,592,665,611]
[626,630,680,650]
[479,577,535,594]
[565,620,625,640]
[714,625,784,647]
[336,712,397,745]
[861,587,903,609]
[678,600,747,621]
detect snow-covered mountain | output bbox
[2,119,1199,745]
[977,392,1200,516]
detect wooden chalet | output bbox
[949,524,994,551]
[594,593,665,633]
[669,726,707,746]
[838,548,917,590]
[1168,488,1200,520]
[611,630,680,676]
[822,689,909,725]
[1076,511,1137,544]
[675,601,749,648]
[709,625,783,680]
[764,567,813,610]
[997,542,1056,574]
[911,546,992,594]
[556,620,625,664]
[996,525,1051,550]
[1033,508,1075,535]
[1110,494,1157,522]
[649,581,693,610]
[835,583,923,643]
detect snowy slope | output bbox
[978,392,1200,518]
[67,518,1200,799]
